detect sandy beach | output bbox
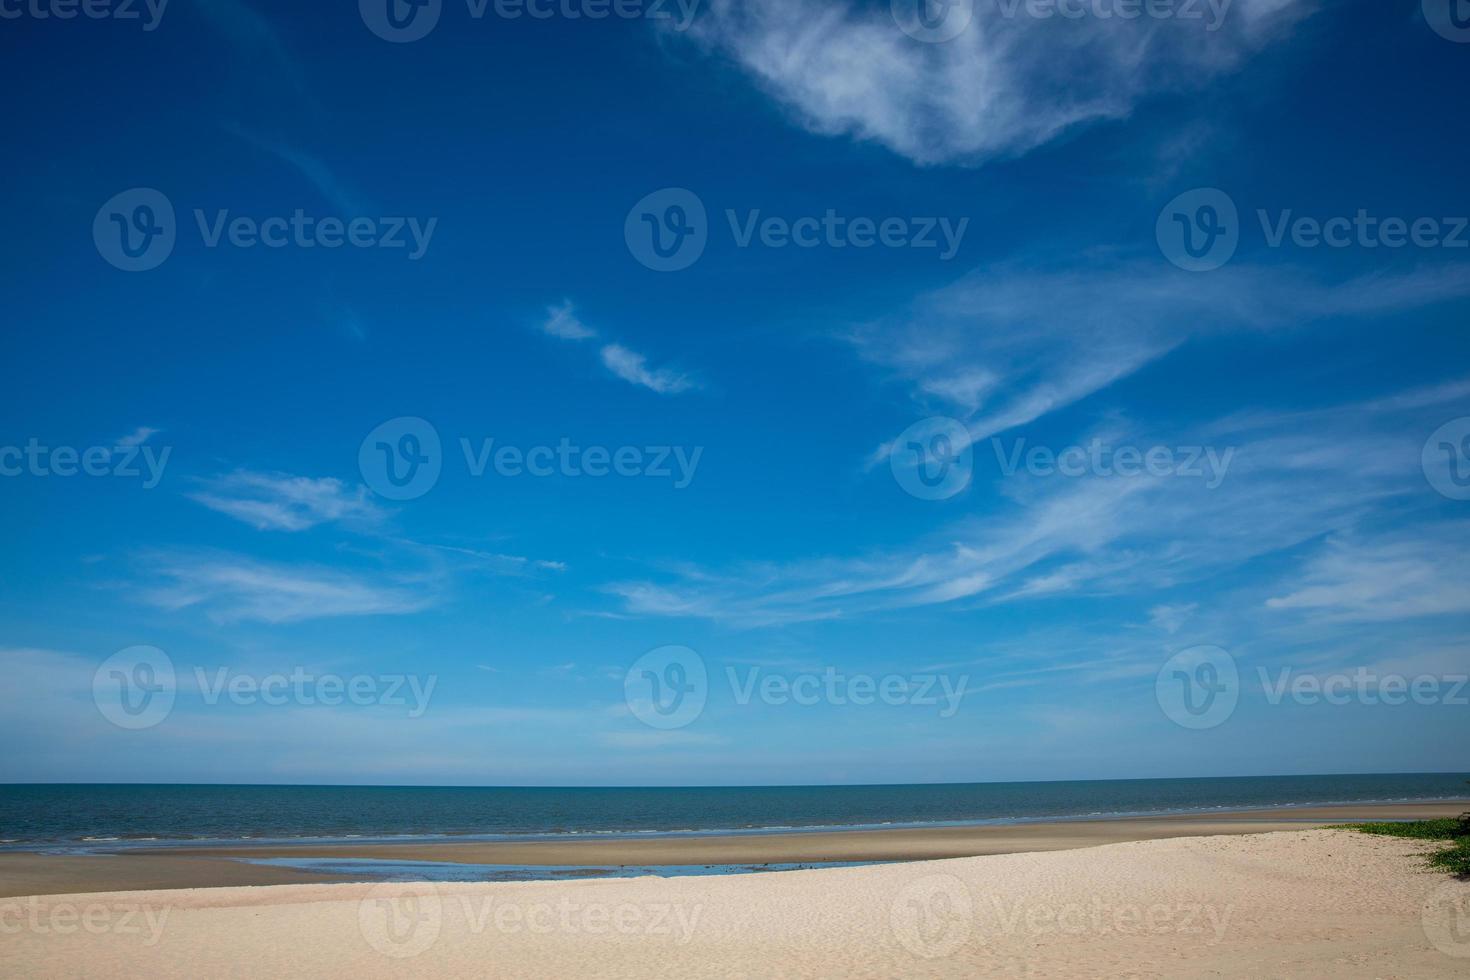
[4,827,1468,978]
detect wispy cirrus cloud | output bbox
[607,380,1470,627]
[115,426,159,449]
[1264,528,1470,622]
[193,0,317,107]
[224,121,367,215]
[684,0,1314,166]
[539,300,597,340]
[189,470,381,532]
[538,300,699,395]
[137,551,433,623]
[859,262,1470,458]
[600,343,697,395]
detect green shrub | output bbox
[1329,819,1470,876]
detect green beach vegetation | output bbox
[1331,797,1470,876]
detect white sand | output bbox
[4,829,1467,978]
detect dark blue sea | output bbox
[3,773,1465,851]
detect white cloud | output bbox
[138,552,433,623]
[857,263,1470,452]
[685,0,1313,165]
[600,343,697,395]
[1265,529,1470,622]
[115,426,159,449]
[538,299,697,394]
[607,380,1470,626]
[189,471,380,532]
[540,300,596,340]
[1149,603,1198,634]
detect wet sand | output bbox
[0,852,349,898]
[158,800,1470,864]
[1,800,1462,897]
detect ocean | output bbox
[2,773,1465,850]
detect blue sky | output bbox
[1,0,1468,785]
